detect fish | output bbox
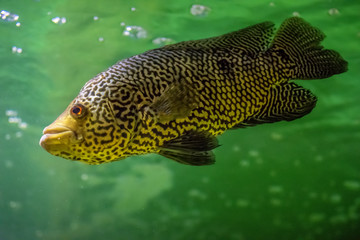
[39,17,347,166]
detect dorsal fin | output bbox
[160,21,275,54]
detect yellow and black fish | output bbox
[39,17,347,165]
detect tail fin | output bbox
[269,17,348,80]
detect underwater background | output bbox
[0,0,359,239]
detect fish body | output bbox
[40,17,347,165]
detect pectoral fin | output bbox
[142,82,200,123]
[158,131,219,166]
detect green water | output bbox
[1,0,359,239]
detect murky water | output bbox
[1,0,359,239]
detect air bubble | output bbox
[268,185,284,194]
[236,199,249,207]
[248,150,259,157]
[123,26,147,39]
[328,8,340,16]
[51,16,66,24]
[81,174,89,181]
[93,16,99,21]
[5,160,14,168]
[329,194,342,204]
[269,170,277,177]
[9,201,22,210]
[314,155,323,162]
[190,4,210,17]
[330,214,347,224]
[19,122,28,129]
[232,145,240,152]
[152,37,175,46]
[131,7,136,12]
[343,180,360,190]
[6,110,17,117]
[8,117,21,124]
[35,230,44,238]
[309,213,325,223]
[270,132,283,141]
[293,159,301,167]
[270,198,282,206]
[188,189,207,200]
[5,134,11,140]
[239,159,250,167]
[201,177,209,184]
[255,158,263,165]
[98,37,104,42]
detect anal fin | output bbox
[233,82,317,128]
[158,131,219,166]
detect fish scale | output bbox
[39,17,347,165]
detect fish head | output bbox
[39,75,138,164]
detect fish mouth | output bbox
[39,125,82,153]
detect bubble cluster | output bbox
[190,4,211,17]
[51,16,67,25]
[11,46,22,54]
[5,110,27,140]
[123,26,147,39]
[0,10,19,22]
[1,10,20,27]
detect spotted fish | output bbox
[39,17,347,165]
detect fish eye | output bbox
[70,104,87,119]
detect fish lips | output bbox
[39,125,82,153]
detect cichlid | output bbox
[39,17,347,165]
